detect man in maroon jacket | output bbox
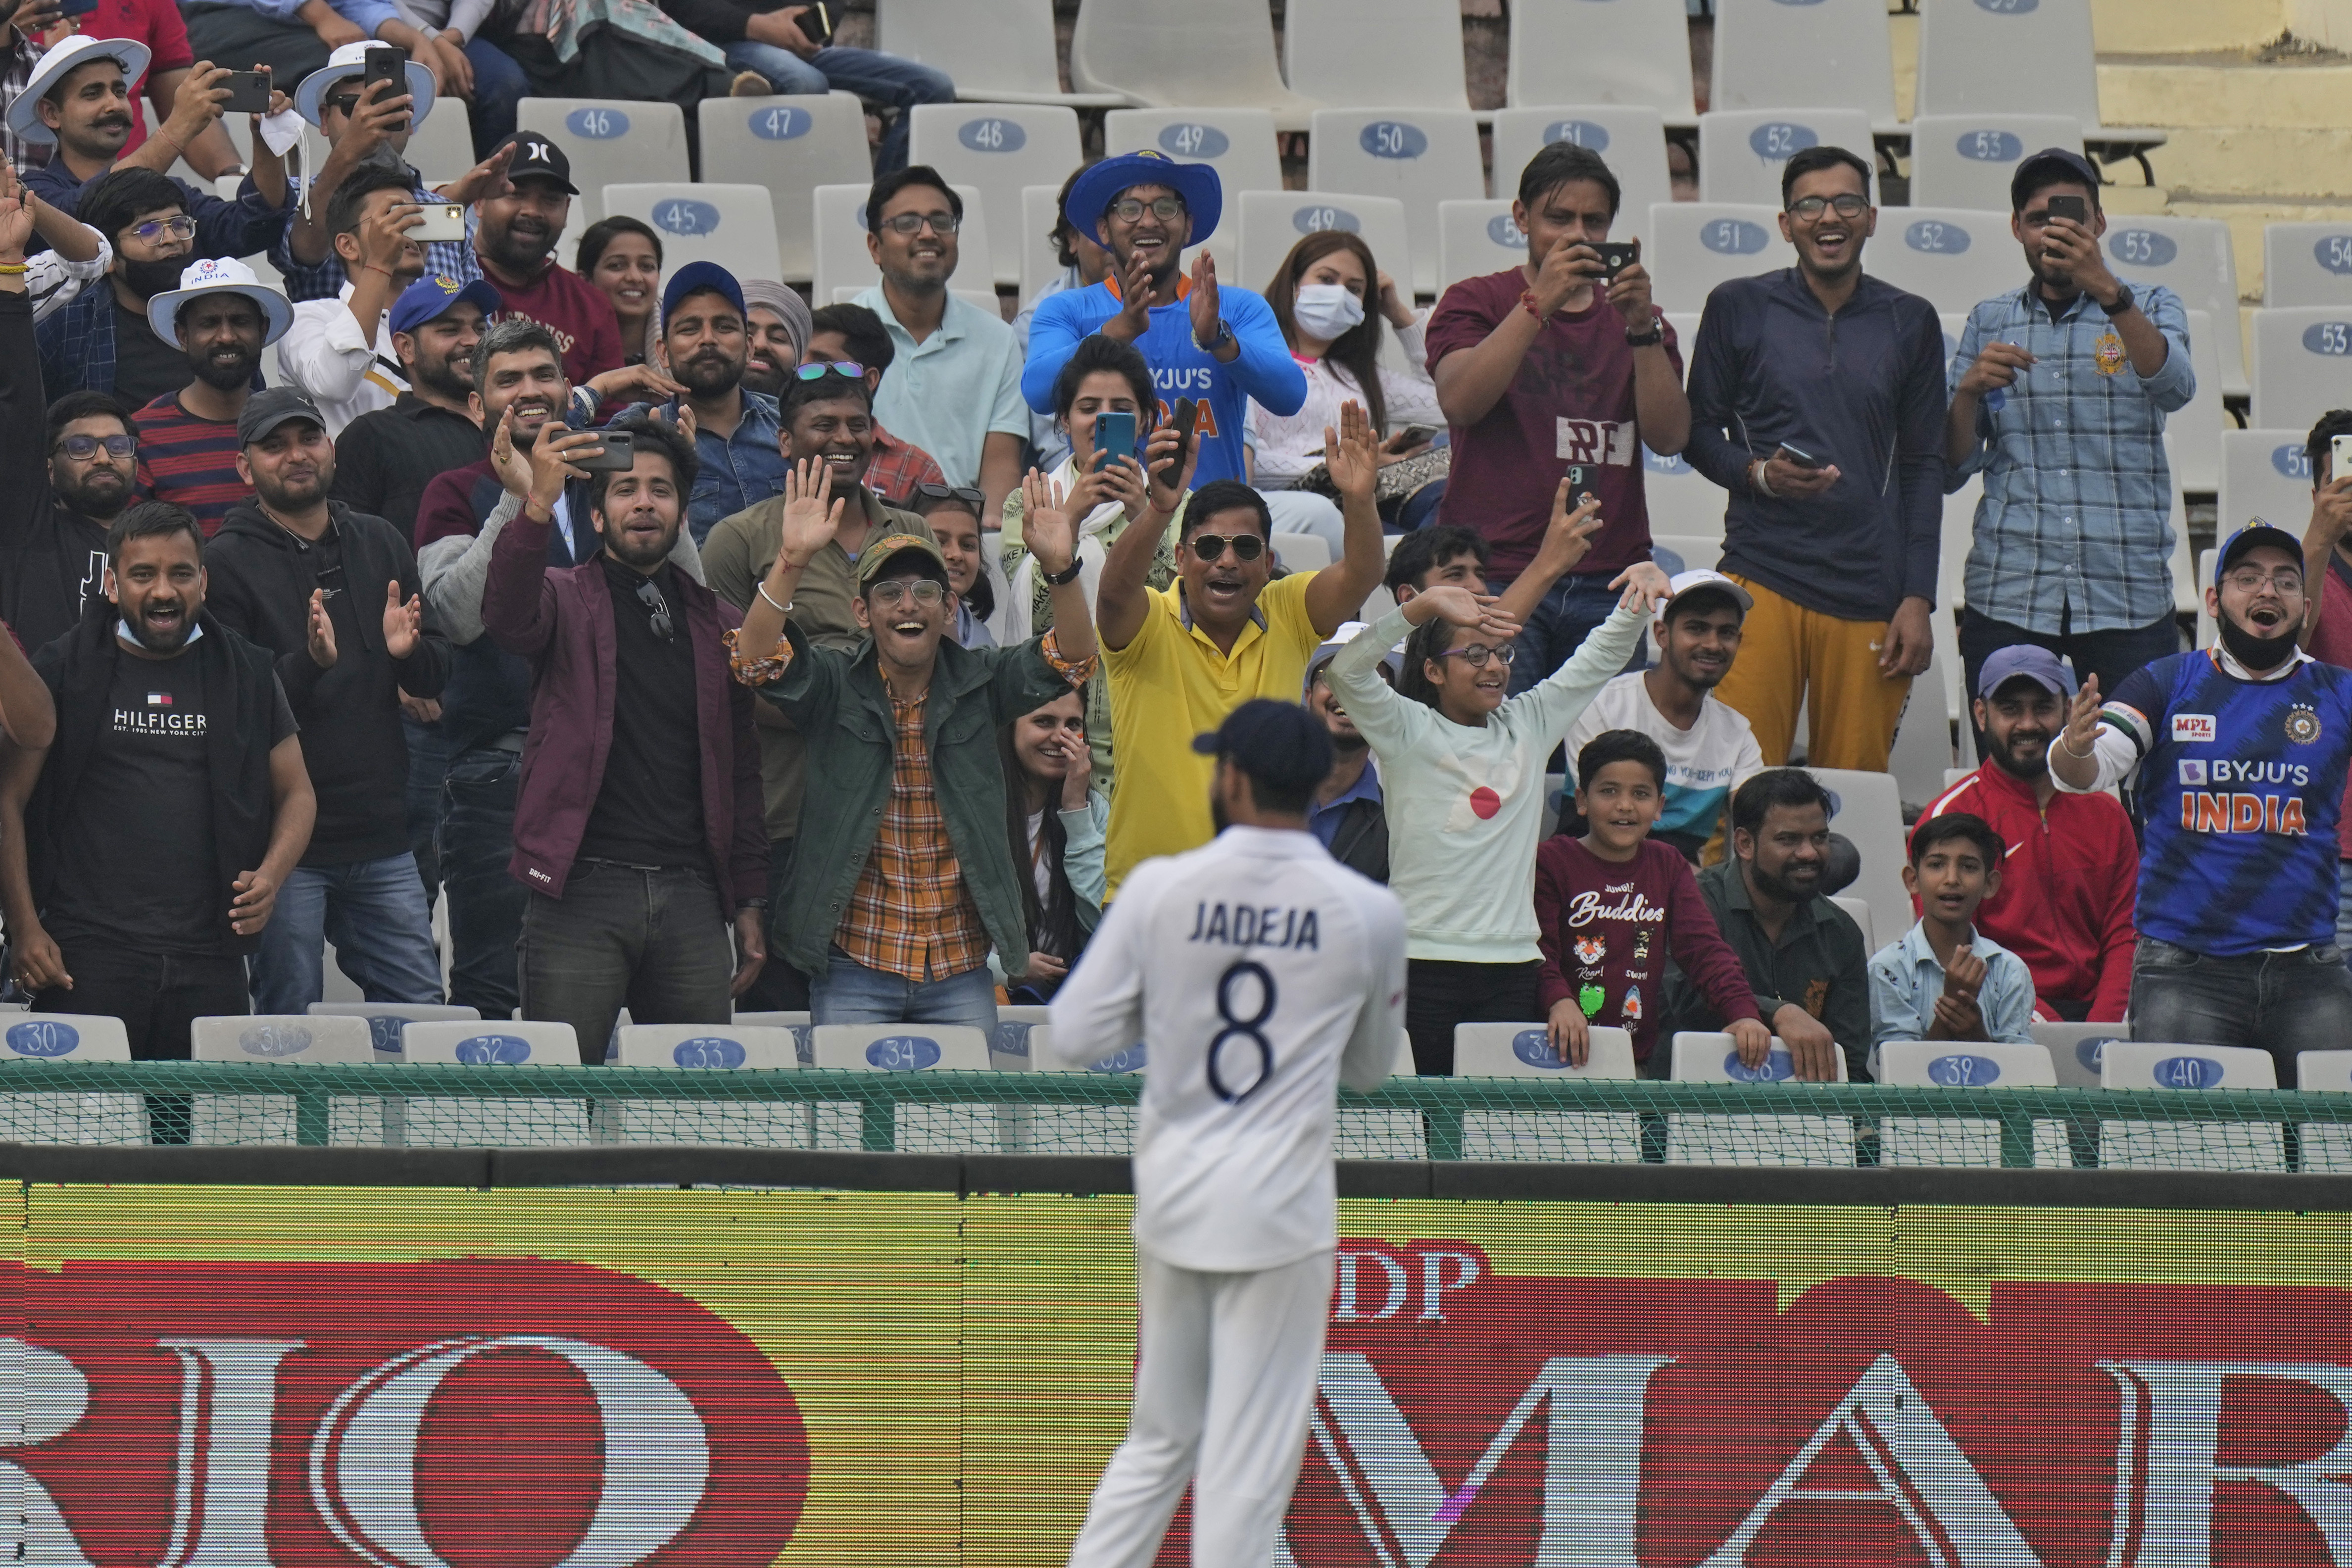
[482,406,767,1062]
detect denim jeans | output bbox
[810,946,998,1031]
[2129,936,2352,1088]
[520,861,735,1064]
[719,43,954,172]
[250,853,445,1016]
[402,713,448,910]
[1499,570,1645,696]
[441,745,525,1022]
[33,943,248,1143]
[458,36,529,158]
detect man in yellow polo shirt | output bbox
[1097,402,1387,893]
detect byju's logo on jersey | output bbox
[2179,758,2207,785]
[2173,713,2216,742]
[2288,703,2325,745]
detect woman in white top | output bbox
[997,687,1108,1003]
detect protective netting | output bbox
[3,1060,2351,1170]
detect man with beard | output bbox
[133,254,292,535]
[1566,570,1764,863]
[1663,768,1869,1082]
[331,272,494,535]
[483,411,764,1062]
[468,132,621,386]
[626,262,783,548]
[1685,146,1945,773]
[6,391,140,658]
[1304,623,1395,884]
[0,501,314,1093]
[416,318,702,1024]
[1023,151,1305,490]
[1916,645,2136,1024]
[802,301,944,506]
[2054,522,2352,1081]
[202,387,447,1013]
[276,160,433,434]
[737,278,807,399]
[1947,148,2193,722]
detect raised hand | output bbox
[1104,246,1155,344]
[528,428,601,510]
[1610,560,1672,616]
[1058,730,1093,810]
[490,406,534,497]
[440,139,515,208]
[381,581,422,658]
[1093,453,1150,523]
[1187,250,1224,352]
[0,159,33,261]
[358,199,423,274]
[1408,586,1522,643]
[1323,400,1378,506]
[1944,944,1988,1002]
[305,588,337,669]
[2060,673,2103,757]
[160,61,233,149]
[1022,471,1080,576]
[1141,419,1196,516]
[1535,479,1605,574]
[776,455,844,568]
[1605,242,1657,331]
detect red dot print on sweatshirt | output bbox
[1470,786,1502,820]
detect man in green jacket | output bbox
[729,458,1095,1028]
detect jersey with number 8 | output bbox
[1047,826,1408,1273]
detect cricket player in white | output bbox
[1048,697,1408,1568]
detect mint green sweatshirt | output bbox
[1328,601,1648,963]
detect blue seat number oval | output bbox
[2275,443,2315,480]
[1701,220,1770,256]
[673,1036,747,1069]
[1158,122,1228,159]
[959,117,1026,153]
[1360,121,1427,160]
[867,1035,942,1070]
[1542,119,1610,152]
[1958,129,2024,162]
[2110,229,2176,267]
[1907,220,1972,254]
[1293,204,1361,236]
[654,199,721,237]
[455,1033,534,1064]
[2155,1055,2225,1088]
[240,1024,316,1058]
[2319,235,2352,275]
[1725,1048,1796,1083]
[1086,1044,1149,1075]
[4,1020,80,1057]
[1927,1053,2002,1086]
[1748,122,1818,160]
[750,105,810,141]
[1484,214,1527,249]
[1511,1029,1565,1069]
[1644,444,1691,476]
[2303,321,2352,356]
[565,107,628,139]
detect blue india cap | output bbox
[2218,518,2304,577]
[389,274,501,337]
[661,260,745,325]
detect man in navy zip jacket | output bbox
[1684,145,1947,772]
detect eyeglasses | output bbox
[1109,196,1186,224]
[126,215,197,245]
[1787,194,1869,221]
[1440,642,1517,669]
[323,94,360,116]
[794,361,866,380]
[635,578,675,641]
[877,212,959,236]
[2223,568,2304,595]
[1184,532,1266,563]
[868,579,946,608]
[914,482,985,509]
[51,433,136,461]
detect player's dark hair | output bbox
[78,166,187,250]
[1518,141,1621,219]
[1909,810,2004,871]
[1384,525,1488,594]
[1178,481,1272,541]
[864,165,962,237]
[2011,163,2100,216]
[107,500,203,566]
[808,302,893,377]
[1577,729,1667,792]
[469,317,562,392]
[326,155,419,239]
[999,694,1086,969]
[2308,409,2352,489]
[1399,615,1460,710]
[1780,145,1873,206]
[574,214,661,277]
[585,411,698,516]
[1731,768,1835,837]
[47,390,138,446]
[1051,333,1156,420]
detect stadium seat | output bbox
[1802,767,1909,953]
[2219,428,2318,536]
[908,104,1083,289]
[1487,108,1674,241]
[731,1010,813,1066]
[876,0,1131,108]
[1864,207,2021,316]
[1236,191,1411,309]
[1888,646,1958,808]
[2172,310,2225,498]
[1938,466,1978,721]
[1644,203,1783,316]
[1709,0,1897,128]
[1284,0,1470,111]
[2262,221,2352,307]
[1506,0,1695,122]
[2098,1041,2285,1172]
[404,98,479,187]
[600,185,781,291]
[1829,895,1874,954]
[191,1014,380,1145]
[2195,546,2217,650]
[1913,0,2098,123]
[1455,1022,1641,1163]
[1269,533,1332,573]
[991,1003,1053,1071]
[609,1024,805,1147]
[808,1023,998,1154]
[1069,0,1319,131]
[811,181,991,307]
[1020,184,1067,304]
[1102,107,1282,278]
[2293,1049,2352,1170]
[1637,314,1724,541]
[308,1001,480,1060]
[1017,1024,1143,1158]
[1308,109,1485,296]
[1873,1040,2067,1168]
[1666,1030,1852,1167]
[1695,110,1874,209]
[513,98,687,226]
[2033,1020,2128,1090]
[699,94,873,286]
[2165,449,2197,620]
[2100,215,2246,398]
[1906,115,2085,212]
[0,1014,141,1147]
[2251,307,2352,430]
[396,1020,591,1147]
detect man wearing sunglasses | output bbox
[801,301,946,507]
[1684,144,1947,774]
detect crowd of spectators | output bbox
[0,14,2347,1107]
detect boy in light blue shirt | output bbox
[1869,811,2038,1055]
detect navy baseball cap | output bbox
[2217,519,2305,576]
[1069,149,1223,247]
[1192,698,1332,796]
[1977,643,2076,700]
[661,260,745,325]
[2010,147,2101,212]
[389,273,500,337]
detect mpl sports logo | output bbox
[1162,1239,2352,1566]
[3,1258,805,1566]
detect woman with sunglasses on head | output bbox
[576,217,662,368]
[996,687,1105,1003]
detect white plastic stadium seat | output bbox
[1907,115,2084,212]
[1637,314,1725,542]
[1666,1031,1852,1167]
[2099,1041,2285,1172]
[2172,310,2225,498]
[700,94,873,286]
[2251,307,2352,431]
[1438,197,1531,294]
[396,1020,590,1147]
[403,97,478,186]
[2032,1020,2128,1090]
[1936,459,1975,720]
[1709,0,1897,127]
[808,1023,996,1154]
[1456,1022,1640,1163]
[990,1003,1053,1070]
[1020,184,1066,305]
[2092,216,2246,398]
[2220,428,2319,539]
[2166,449,2196,619]
[1270,533,1331,573]
[1507,0,1695,120]
[1487,108,1673,246]
[1284,0,1470,111]
[731,1010,813,1066]
[610,1024,805,1147]
[810,182,991,309]
[1802,768,1908,956]
[1069,0,1318,130]
[1864,207,2022,317]
[877,0,1131,108]
[1644,203,1782,317]
[191,1014,380,1144]
[308,1001,481,1059]
[1308,109,1486,296]
[1874,1040,2068,1169]
[600,185,781,291]
[1914,0,2098,124]
[2195,546,2217,651]
[1237,191,1411,313]
[2263,221,2352,307]
[1828,896,1874,954]
[908,104,1083,289]
[513,98,687,226]
[1017,1024,1143,1158]
[1695,110,1874,209]
[2294,1050,2352,1171]
[0,1014,142,1146]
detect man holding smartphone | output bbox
[1946,147,2194,720]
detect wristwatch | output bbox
[2100,283,2136,317]
[1042,556,1084,588]
[1624,313,1664,347]
[1194,317,1234,356]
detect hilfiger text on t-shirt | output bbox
[112,694,207,736]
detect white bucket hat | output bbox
[146,256,294,348]
[6,35,153,145]
[295,41,435,128]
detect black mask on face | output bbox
[2219,609,2299,672]
[121,254,190,300]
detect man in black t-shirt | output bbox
[0,503,316,1109]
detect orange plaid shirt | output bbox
[835,686,995,981]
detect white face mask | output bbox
[1291,283,1366,343]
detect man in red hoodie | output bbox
[1917,644,2137,1021]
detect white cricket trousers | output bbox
[1066,1247,1333,1568]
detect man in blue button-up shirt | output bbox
[621,261,784,548]
[1946,147,2195,718]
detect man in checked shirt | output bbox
[1946,147,2195,732]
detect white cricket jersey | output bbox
[1046,825,1408,1273]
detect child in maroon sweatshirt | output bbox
[1534,730,1767,1075]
